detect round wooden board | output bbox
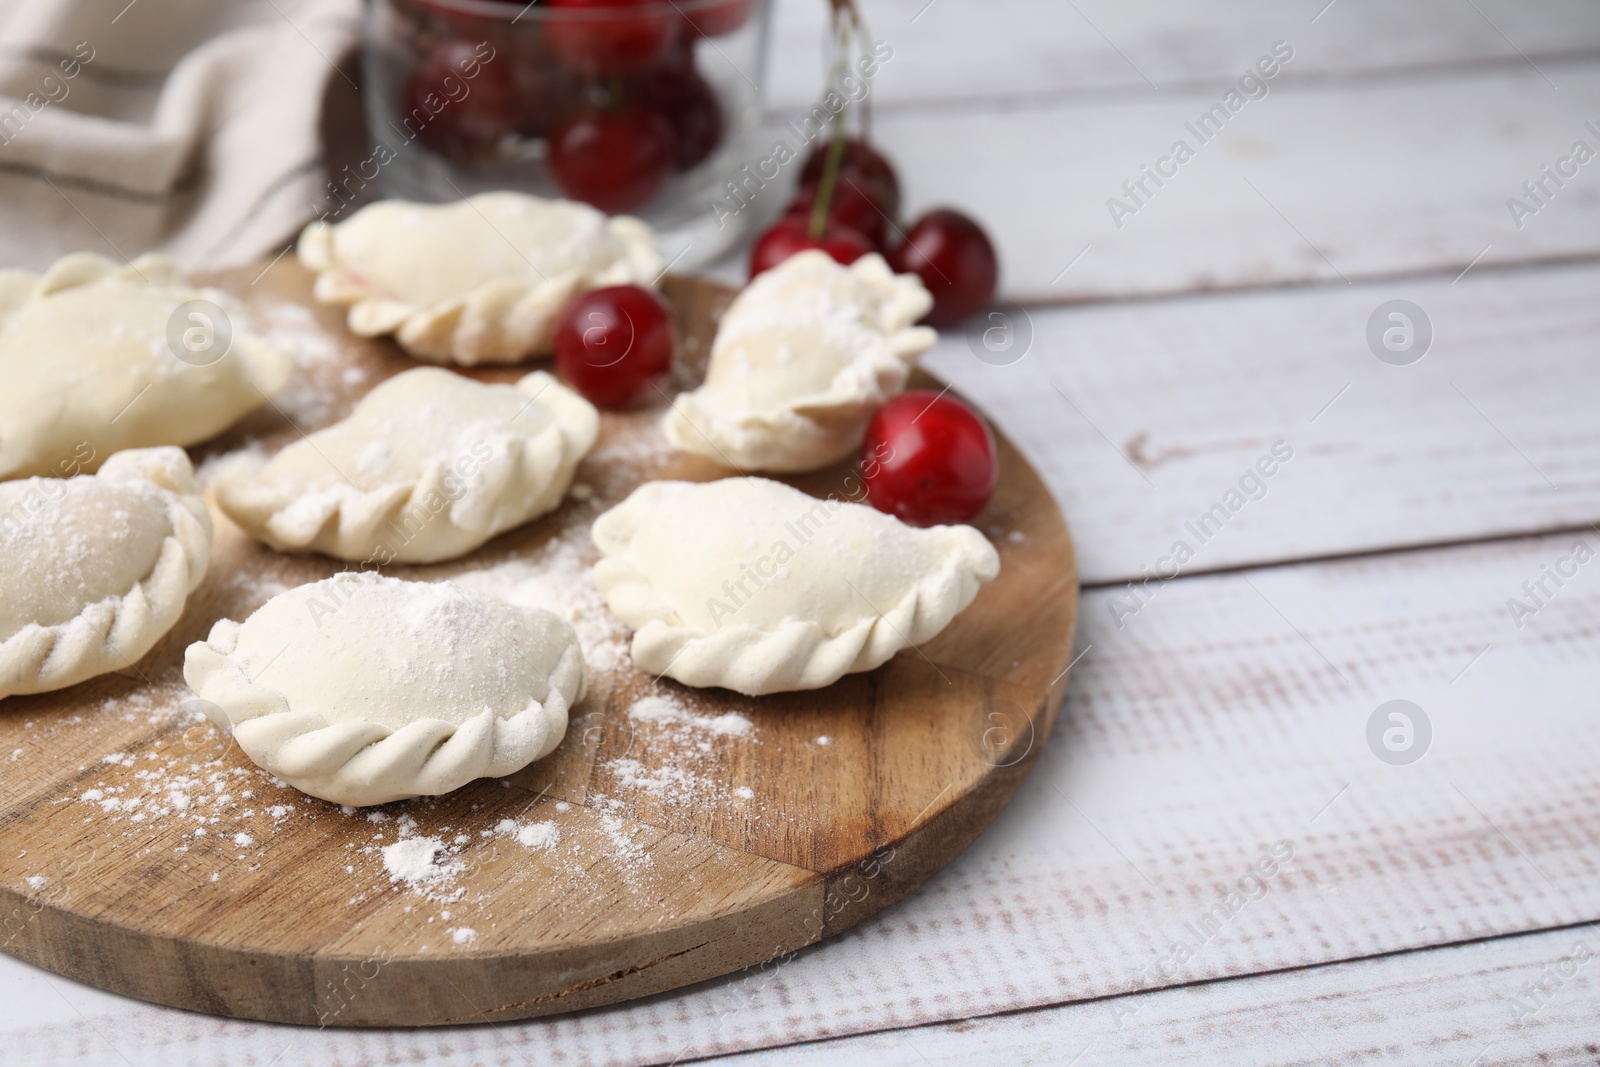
[0,257,1078,1027]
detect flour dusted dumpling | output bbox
[215,368,598,564]
[663,251,936,473]
[592,478,999,695]
[298,193,660,365]
[0,253,292,481]
[0,447,211,699]
[184,573,583,806]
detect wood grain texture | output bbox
[6,1,1599,1060]
[763,0,1600,110]
[17,923,1600,1067]
[0,260,1078,1027]
[727,63,1600,303]
[733,923,1600,1067]
[3,530,1595,1064]
[472,529,1599,1066]
[917,260,1600,585]
[11,922,1600,1067]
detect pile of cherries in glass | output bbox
[749,136,999,330]
[405,0,750,212]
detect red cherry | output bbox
[800,138,900,216]
[637,57,723,170]
[506,47,583,139]
[553,286,674,407]
[786,177,891,250]
[658,76,723,170]
[886,209,999,327]
[861,391,998,527]
[748,217,874,278]
[545,0,675,76]
[681,0,752,37]
[549,107,674,213]
[406,39,520,160]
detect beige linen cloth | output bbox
[0,0,359,273]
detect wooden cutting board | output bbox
[0,257,1078,1027]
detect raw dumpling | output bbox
[591,478,999,695]
[0,253,293,481]
[0,447,212,699]
[298,193,661,365]
[663,251,936,473]
[184,572,584,806]
[215,367,598,564]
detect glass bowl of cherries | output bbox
[363,0,770,268]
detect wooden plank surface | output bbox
[765,0,1600,108]
[8,922,1599,1065]
[860,63,1600,303]
[719,60,1600,301]
[731,924,1600,1067]
[918,260,1600,585]
[4,528,1596,1063]
[5,0,1600,1061]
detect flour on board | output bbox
[494,819,560,850]
[628,694,752,737]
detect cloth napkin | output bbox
[0,0,359,274]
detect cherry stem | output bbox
[830,0,872,140]
[808,7,855,241]
[809,122,849,239]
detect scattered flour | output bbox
[194,442,266,493]
[628,695,752,737]
[450,927,478,945]
[382,837,454,885]
[598,813,653,872]
[585,424,674,485]
[591,692,760,811]
[259,300,341,367]
[257,300,349,426]
[215,567,292,616]
[608,759,702,799]
[494,819,560,850]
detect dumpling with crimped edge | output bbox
[591,478,1000,696]
[298,192,661,365]
[0,252,293,481]
[663,251,936,473]
[183,573,584,807]
[0,447,212,699]
[214,367,598,565]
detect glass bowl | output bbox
[362,0,772,269]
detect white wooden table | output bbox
[6,1,1600,1063]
